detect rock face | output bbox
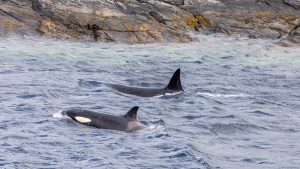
[182,0,300,44]
[0,0,299,44]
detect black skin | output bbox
[62,107,144,132]
[107,69,183,97]
[108,85,174,97]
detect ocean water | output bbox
[0,35,299,169]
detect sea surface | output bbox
[0,34,300,169]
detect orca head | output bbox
[166,68,183,91]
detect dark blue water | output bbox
[0,35,300,169]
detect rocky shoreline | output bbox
[0,0,299,44]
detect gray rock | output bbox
[296,27,300,34]
[161,0,184,6]
[149,11,166,24]
[284,0,300,9]
[247,28,282,39]
[0,0,299,44]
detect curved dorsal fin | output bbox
[166,68,183,91]
[124,106,139,120]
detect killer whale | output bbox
[107,68,183,97]
[62,106,145,132]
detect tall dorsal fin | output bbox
[166,68,183,91]
[124,106,139,120]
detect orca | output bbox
[62,106,145,132]
[107,68,183,97]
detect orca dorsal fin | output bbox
[124,106,139,120]
[166,68,183,91]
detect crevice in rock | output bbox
[256,0,281,10]
[30,0,42,12]
[283,0,300,9]
[133,32,142,42]
[146,31,159,41]
[230,25,254,30]
[2,0,19,6]
[289,25,300,35]
[257,0,272,6]
[0,8,23,22]
[211,23,232,35]
[87,24,116,42]
[87,24,99,41]
[159,0,184,6]
[102,31,115,42]
[149,11,167,25]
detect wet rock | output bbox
[0,0,193,42]
[0,0,41,36]
[284,0,300,9]
[280,33,300,46]
[247,28,282,39]
[149,11,166,25]
[183,1,300,44]
[161,0,184,6]
[295,27,300,34]
[0,0,299,44]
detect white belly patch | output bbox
[74,116,91,123]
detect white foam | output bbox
[148,125,164,131]
[52,110,70,119]
[154,94,164,98]
[197,92,250,98]
[154,91,184,98]
[165,91,184,96]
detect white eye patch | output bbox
[74,116,91,123]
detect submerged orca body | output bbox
[108,69,183,97]
[62,106,145,132]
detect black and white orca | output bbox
[62,106,145,132]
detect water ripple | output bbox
[210,123,266,135]
[0,35,300,168]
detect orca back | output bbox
[109,84,165,97]
[107,68,183,97]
